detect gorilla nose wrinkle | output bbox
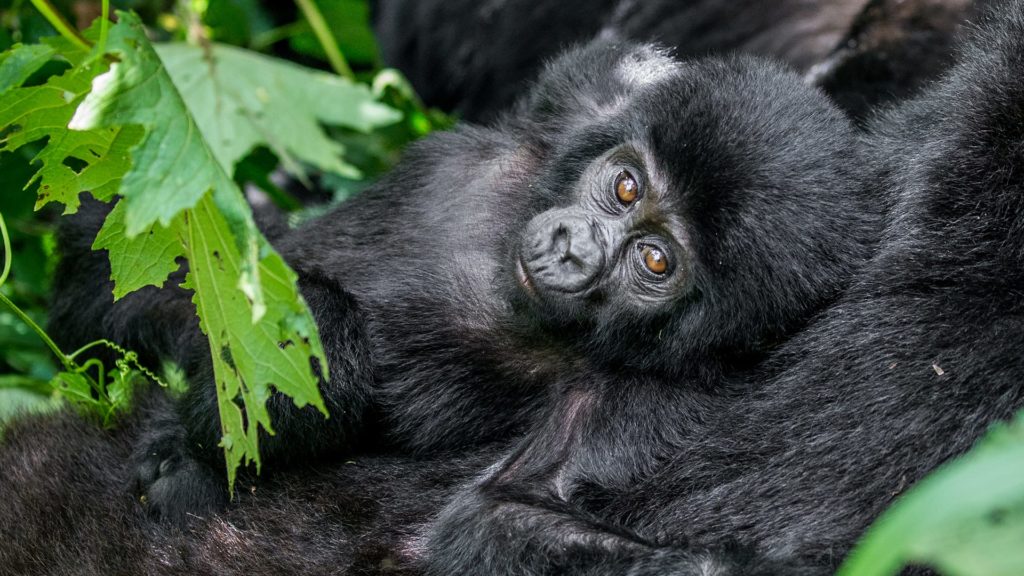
[524,211,605,294]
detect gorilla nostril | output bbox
[552,223,572,259]
[521,211,605,295]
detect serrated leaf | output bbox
[74,14,328,492]
[31,124,144,208]
[154,42,401,179]
[1,14,331,492]
[68,19,237,236]
[93,200,184,299]
[182,192,327,489]
[0,49,137,214]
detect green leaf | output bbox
[60,14,328,490]
[1,11,364,493]
[68,19,238,236]
[153,42,401,180]
[0,43,56,94]
[839,411,1024,576]
[93,200,184,298]
[50,371,99,407]
[182,193,327,489]
[0,44,137,214]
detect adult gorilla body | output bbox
[371,0,981,122]
[1,3,1024,576]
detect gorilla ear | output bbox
[514,41,679,134]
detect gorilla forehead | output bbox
[542,50,855,201]
[634,59,854,193]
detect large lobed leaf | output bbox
[155,42,399,180]
[0,38,139,213]
[0,12,399,490]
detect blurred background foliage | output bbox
[0,0,451,426]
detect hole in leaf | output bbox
[220,345,237,370]
[0,124,22,139]
[62,156,88,174]
[212,250,225,272]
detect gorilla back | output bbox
[372,0,980,122]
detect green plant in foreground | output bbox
[0,210,156,427]
[0,3,399,492]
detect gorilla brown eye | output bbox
[614,170,639,204]
[641,245,668,274]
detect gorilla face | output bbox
[497,46,876,377]
[515,145,693,318]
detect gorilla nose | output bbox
[522,211,605,294]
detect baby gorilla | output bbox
[51,41,878,524]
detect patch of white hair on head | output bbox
[695,552,734,576]
[578,44,679,119]
[616,44,679,88]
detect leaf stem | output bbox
[0,212,74,373]
[250,21,306,51]
[97,0,111,56]
[0,211,10,288]
[28,0,91,52]
[293,0,354,79]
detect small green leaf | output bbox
[50,371,97,406]
[93,200,184,299]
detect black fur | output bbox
[0,400,492,576]
[3,1,1022,574]
[419,1,1024,573]
[45,34,876,524]
[372,0,980,122]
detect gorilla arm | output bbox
[49,198,376,523]
[418,387,820,576]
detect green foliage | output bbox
[0,36,132,213]
[0,209,154,429]
[154,42,399,180]
[840,410,1024,576]
[288,0,379,67]
[1,3,1023,573]
[0,4,402,492]
[182,193,329,479]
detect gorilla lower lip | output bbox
[516,256,537,298]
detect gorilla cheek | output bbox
[519,209,607,298]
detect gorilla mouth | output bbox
[515,255,538,299]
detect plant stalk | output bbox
[0,212,74,372]
[28,0,91,51]
[294,0,354,79]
